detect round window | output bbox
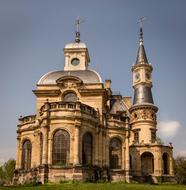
[71,58,80,66]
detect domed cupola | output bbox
[64,17,90,71]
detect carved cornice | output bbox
[33,89,60,97]
[132,63,153,72]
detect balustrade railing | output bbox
[40,101,98,118]
[19,115,36,124]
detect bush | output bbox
[174,156,186,184]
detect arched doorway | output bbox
[109,137,122,169]
[82,132,93,165]
[141,152,154,175]
[163,153,169,174]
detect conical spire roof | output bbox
[136,28,148,64]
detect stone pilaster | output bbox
[15,135,21,169]
[48,138,52,165]
[125,118,130,183]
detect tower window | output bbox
[134,131,139,144]
[71,58,80,66]
[151,131,156,143]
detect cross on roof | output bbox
[138,16,146,29]
[75,16,84,33]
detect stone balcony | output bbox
[40,101,99,122]
[18,115,36,125]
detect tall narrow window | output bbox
[109,138,122,169]
[40,133,43,165]
[151,131,156,143]
[82,132,93,165]
[22,140,32,170]
[52,129,70,166]
[134,131,139,143]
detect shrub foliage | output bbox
[174,156,186,184]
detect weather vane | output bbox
[138,17,146,44]
[138,16,146,29]
[75,16,84,43]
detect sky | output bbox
[0,0,186,163]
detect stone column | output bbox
[48,138,52,165]
[169,154,174,175]
[42,126,48,165]
[125,119,130,183]
[74,125,80,165]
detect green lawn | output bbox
[0,183,186,190]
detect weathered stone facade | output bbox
[14,28,174,184]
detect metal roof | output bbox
[133,85,154,105]
[38,69,102,85]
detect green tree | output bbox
[0,159,15,185]
[4,159,16,182]
[174,156,186,184]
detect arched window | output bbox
[141,152,154,175]
[63,92,77,102]
[109,138,122,169]
[52,129,70,166]
[82,132,93,165]
[163,153,169,174]
[40,133,43,165]
[22,140,32,170]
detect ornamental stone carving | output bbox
[130,108,156,123]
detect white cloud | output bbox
[157,120,181,138]
[175,150,186,157]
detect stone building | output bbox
[14,25,174,184]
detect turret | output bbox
[64,17,90,71]
[130,25,158,145]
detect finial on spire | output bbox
[138,17,146,45]
[75,16,84,43]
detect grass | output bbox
[0,183,186,190]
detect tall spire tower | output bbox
[130,18,158,144]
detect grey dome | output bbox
[38,70,102,85]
